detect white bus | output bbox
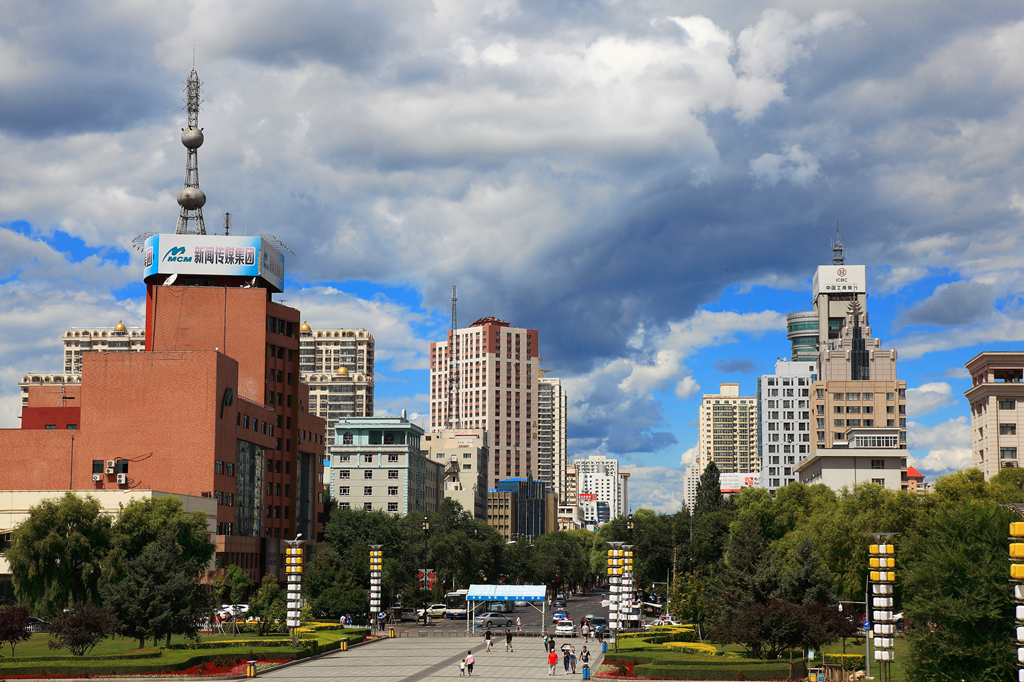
[444,589,469,619]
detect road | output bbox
[387,588,609,637]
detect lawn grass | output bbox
[0,624,365,676]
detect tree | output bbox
[104,496,214,585]
[902,501,1014,682]
[304,547,367,619]
[7,493,112,617]
[694,462,724,517]
[778,538,835,606]
[0,606,31,656]
[48,602,117,656]
[101,530,209,647]
[249,575,286,636]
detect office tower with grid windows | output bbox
[536,376,568,499]
[698,384,760,475]
[429,317,538,488]
[572,455,628,528]
[62,322,146,374]
[758,359,817,492]
[963,352,1024,480]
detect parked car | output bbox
[490,602,513,613]
[589,617,607,629]
[416,604,448,618]
[643,617,682,629]
[474,612,514,627]
[400,608,417,621]
[555,619,576,637]
[552,598,566,609]
[551,608,569,623]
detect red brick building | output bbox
[0,238,326,582]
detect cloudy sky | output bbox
[3,0,1024,512]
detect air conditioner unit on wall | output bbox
[92,474,102,482]
[106,460,115,469]
[105,468,114,474]
[116,473,127,484]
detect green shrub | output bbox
[633,662,792,680]
[823,653,865,671]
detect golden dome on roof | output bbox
[114,320,127,332]
[336,366,349,375]
[300,320,311,332]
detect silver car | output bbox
[474,612,514,627]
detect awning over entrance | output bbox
[466,584,546,602]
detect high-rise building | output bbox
[698,384,760,476]
[0,66,327,580]
[487,476,557,541]
[298,325,375,376]
[573,455,628,528]
[421,428,489,519]
[964,352,1024,479]
[429,317,539,487]
[757,360,816,492]
[536,376,568,499]
[326,415,443,514]
[62,322,145,374]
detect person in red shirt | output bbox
[548,649,559,676]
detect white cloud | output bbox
[873,266,929,294]
[675,376,701,400]
[624,465,685,513]
[905,382,958,417]
[679,445,699,467]
[750,145,820,187]
[907,417,972,472]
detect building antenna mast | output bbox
[446,285,459,430]
[175,62,207,234]
[832,222,845,265]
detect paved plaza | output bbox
[260,636,606,682]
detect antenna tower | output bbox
[446,285,459,430]
[224,212,232,236]
[175,65,207,234]
[832,223,845,265]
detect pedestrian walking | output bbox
[459,658,466,676]
[505,628,514,652]
[516,615,522,633]
[466,651,475,677]
[570,646,577,674]
[581,622,589,642]
[562,645,571,674]
[580,647,591,675]
[548,649,558,676]
[484,628,493,651]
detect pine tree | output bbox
[694,461,723,517]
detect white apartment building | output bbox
[63,322,145,374]
[698,384,760,475]
[682,460,700,511]
[421,428,490,520]
[758,360,816,493]
[572,455,628,528]
[964,352,1024,479]
[537,376,568,501]
[429,317,539,487]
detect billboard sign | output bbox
[812,265,866,297]
[143,234,285,292]
[578,493,596,502]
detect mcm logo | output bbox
[162,246,193,263]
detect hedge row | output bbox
[0,650,163,663]
[822,653,866,671]
[0,650,300,677]
[633,662,792,680]
[605,653,762,665]
[167,638,318,650]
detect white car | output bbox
[416,604,448,618]
[555,619,576,637]
[474,612,514,627]
[643,618,682,630]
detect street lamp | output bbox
[606,541,625,635]
[420,515,431,626]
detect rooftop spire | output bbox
[175,65,207,234]
[831,223,845,265]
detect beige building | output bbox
[699,383,760,475]
[421,428,489,520]
[965,352,1024,479]
[557,465,581,530]
[298,324,374,376]
[63,322,145,374]
[327,416,443,515]
[537,376,568,500]
[303,369,374,446]
[0,489,217,597]
[429,317,539,487]
[795,442,906,491]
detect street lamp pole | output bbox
[421,515,431,627]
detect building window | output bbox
[871,478,885,486]
[388,470,399,479]
[215,460,224,475]
[387,503,398,512]
[339,470,350,479]
[92,460,103,474]
[339,486,350,496]
[364,486,372,496]
[364,502,373,511]
[1000,399,1017,410]
[1001,448,1018,460]
[388,454,399,463]
[363,454,373,463]
[343,432,353,444]
[871,459,885,469]
[1001,424,1017,435]
[340,503,350,510]
[364,470,373,479]
[388,486,399,496]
